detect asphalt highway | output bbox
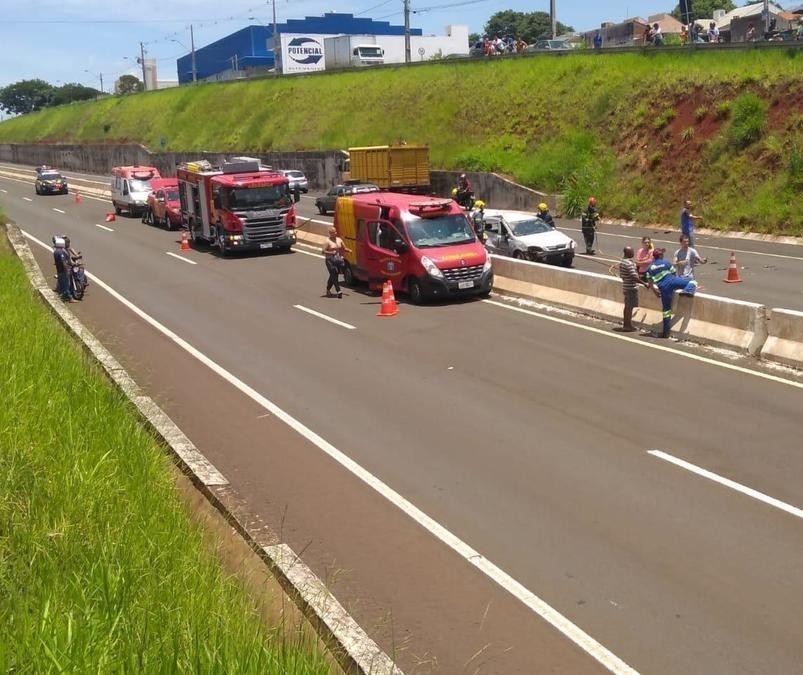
[3,168,803,674]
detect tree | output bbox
[116,75,144,95]
[50,83,101,106]
[670,0,735,22]
[0,79,55,115]
[483,11,574,43]
[469,32,481,45]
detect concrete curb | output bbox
[761,307,803,370]
[5,223,403,675]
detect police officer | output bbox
[645,248,698,338]
[581,196,600,254]
[536,202,555,228]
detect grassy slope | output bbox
[2,49,803,233]
[0,230,330,673]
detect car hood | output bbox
[515,230,574,247]
[423,242,486,268]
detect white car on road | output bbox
[479,209,576,267]
[280,169,308,193]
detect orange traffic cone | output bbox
[377,280,399,317]
[180,229,191,251]
[723,251,742,283]
[105,212,116,223]
[73,192,82,204]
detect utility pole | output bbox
[272,0,279,73]
[99,73,104,93]
[139,42,147,90]
[403,0,411,63]
[190,24,197,83]
[763,0,770,34]
[550,0,557,38]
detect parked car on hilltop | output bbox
[280,169,309,193]
[526,40,571,52]
[480,209,576,267]
[35,170,68,195]
[315,182,380,215]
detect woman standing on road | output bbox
[322,226,351,298]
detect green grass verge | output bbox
[0,230,331,673]
[2,48,803,233]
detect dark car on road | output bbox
[315,182,380,215]
[35,170,69,195]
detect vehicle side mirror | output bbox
[393,240,408,254]
[293,185,301,203]
[213,195,221,209]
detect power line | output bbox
[355,0,396,16]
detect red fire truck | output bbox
[335,192,493,303]
[176,157,300,256]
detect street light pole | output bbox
[139,42,147,90]
[190,24,197,83]
[272,0,279,73]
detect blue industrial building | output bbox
[177,13,423,83]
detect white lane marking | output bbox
[95,223,115,232]
[165,251,197,265]
[294,304,356,330]
[1,188,7,193]
[563,226,803,262]
[21,228,637,675]
[22,197,32,202]
[52,208,66,214]
[482,299,803,391]
[649,450,803,521]
[294,244,324,259]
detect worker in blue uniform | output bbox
[645,247,697,338]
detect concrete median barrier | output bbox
[761,308,803,369]
[491,255,768,354]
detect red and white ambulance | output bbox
[111,165,161,216]
[335,192,493,303]
[176,157,300,256]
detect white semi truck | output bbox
[323,35,385,69]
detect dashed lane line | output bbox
[22,197,32,202]
[165,251,197,265]
[52,208,66,214]
[95,223,115,232]
[649,450,803,521]
[293,304,356,330]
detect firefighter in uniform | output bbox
[537,202,555,228]
[645,248,698,338]
[581,196,600,254]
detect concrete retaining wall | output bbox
[431,170,558,213]
[0,143,342,191]
[761,308,803,369]
[0,143,558,211]
[490,255,768,354]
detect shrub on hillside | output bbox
[728,93,767,149]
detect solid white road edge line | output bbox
[483,299,803,391]
[52,208,66,214]
[95,223,115,232]
[165,251,197,265]
[294,304,356,330]
[648,450,803,521]
[563,226,803,263]
[21,228,638,675]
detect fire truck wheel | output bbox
[408,277,424,305]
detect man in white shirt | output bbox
[673,234,707,280]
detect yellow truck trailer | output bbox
[343,145,430,193]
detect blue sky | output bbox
[0,0,734,88]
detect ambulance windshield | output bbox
[227,186,290,210]
[128,178,152,193]
[404,214,475,248]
